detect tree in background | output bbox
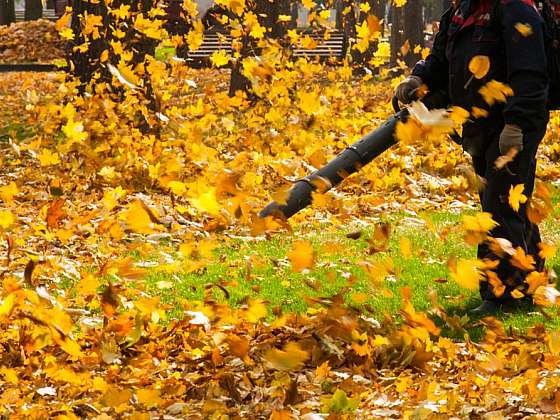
[24,0,42,20]
[228,0,292,97]
[390,0,424,68]
[66,0,165,131]
[0,0,16,25]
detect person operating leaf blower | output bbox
[395,0,550,314]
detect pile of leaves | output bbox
[3,269,560,418]
[0,65,560,416]
[0,0,559,416]
[0,20,65,63]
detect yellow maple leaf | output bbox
[210,49,230,67]
[463,212,497,233]
[508,184,527,212]
[479,80,513,106]
[137,388,163,408]
[315,360,331,380]
[450,258,485,290]
[249,22,266,39]
[0,210,15,230]
[168,180,187,196]
[538,242,557,259]
[122,200,155,234]
[246,298,267,323]
[287,240,315,272]
[302,0,316,9]
[190,188,221,216]
[525,270,548,294]
[82,13,103,39]
[399,237,412,258]
[102,186,126,211]
[38,149,61,166]
[0,182,18,204]
[515,22,533,37]
[298,90,321,115]
[187,20,204,51]
[471,106,489,118]
[264,342,309,371]
[62,118,88,144]
[468,55,491,79]
[511,247,535,271]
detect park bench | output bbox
[15,9,58,22]
[181,30,347,67]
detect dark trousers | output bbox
[470,127,547,302]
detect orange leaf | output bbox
[287,240,315,272]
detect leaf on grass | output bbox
[399,237,412,258]
[323,389,359,414]
[246,299,267,323]
[46,198,66,229]
[401,299,440,335]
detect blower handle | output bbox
[391,95,401,113]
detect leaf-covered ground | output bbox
[1,68,560,418]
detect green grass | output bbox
[142,189,560,340]
[155,47,176,62]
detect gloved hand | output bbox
[395,75,423,104]
[499,124,524,155]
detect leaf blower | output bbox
[259,92,449,219]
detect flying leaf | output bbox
[450,258,485,290]
[509,184,527,212]
[538,242,557,259]
[479,80,513,106]
[515,22,533,37]
[264,342,309,371]
[511,247,535,271]
[468,55,491,79]
[287,240,315,272]
[210,49,230,67]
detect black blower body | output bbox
[258,93,449,220]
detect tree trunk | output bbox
[228,0,291,97]
[390,3,404,66]
[340,0,357,58]
[390,0,424,68]
[24,0,43,20]
[0,0,16,25]
[353,0,383,67]
[403,0,423,67]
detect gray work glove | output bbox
[395,75,423,104]
[499,124,524,155]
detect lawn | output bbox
[143,187,560,340]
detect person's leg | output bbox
[477,128,545,303]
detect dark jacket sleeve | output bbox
[411,8,453,93]
[501,0,549,133]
